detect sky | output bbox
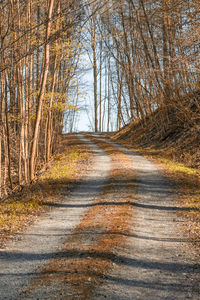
[63,55,94,133]
[77,67,94,132]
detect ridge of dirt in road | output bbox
[20,137,136,299]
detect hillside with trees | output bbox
[0,0,200,199]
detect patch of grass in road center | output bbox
[25,137,135,298]
[0,135,91,247]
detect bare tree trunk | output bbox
[102,54,108,132]
[46,1,60,162]
[5,81,13,190]
[117,75,123,130]
[92,33,98,132]
[99,40,102,132]
[46,57,57,162]
[30,0,54,181]
[3,126,8,196]
[162,0,170,101]
[0,132,1,198]
[107,53,111,132]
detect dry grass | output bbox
[0,134,92,247]
[112,105,200,170]
[26,137,135,298]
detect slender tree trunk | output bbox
[162,0,170,100]
[46,0,60,162]
[107,54,111,132]
[99,40,102,132]
[5,81,13,190]
[92,37,98,132]
[46,57,57,162]
[30,0,54,181]
[117,75,123,130]
[0,133,1,198]
[17,65,23,185]
[3,126,8,196]
[102,55,108,132]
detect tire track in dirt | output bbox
[17,136,136,299]
[90,136,200,300]
[0,135,111,300]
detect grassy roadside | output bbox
[0,134,92,248]
[109,136,200,245]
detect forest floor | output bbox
[0,134,199,299]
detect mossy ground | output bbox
[0,134,92,247]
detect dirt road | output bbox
[0,136,111,299]
[90,137,200,299]
[0,135,199,299]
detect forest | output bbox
[0,0,199,199]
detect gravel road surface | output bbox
[91,136,200,300]
[0,135,111,300]
[0,135,199,300]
